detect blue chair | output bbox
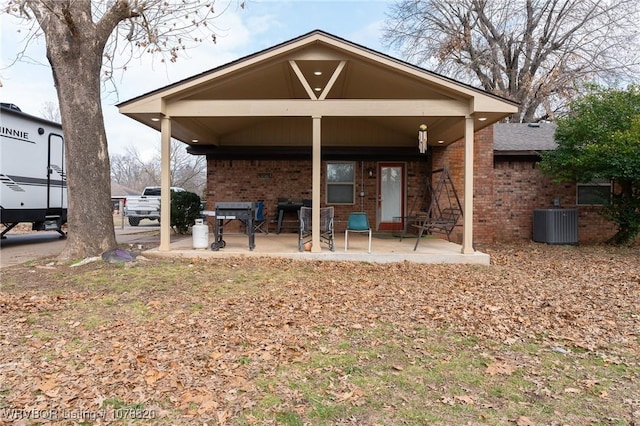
[254,200,268,234]
[344,212,372,253]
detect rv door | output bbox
[48,133,65,210]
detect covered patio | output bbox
[144,231,490,265]
[118,30,518,264]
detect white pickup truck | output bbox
[124,186,185,226]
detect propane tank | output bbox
[192,218,209,249]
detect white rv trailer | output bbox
[0,103,67,238]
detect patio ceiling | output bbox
[118,30,518,151]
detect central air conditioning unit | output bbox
[532,209,578,244]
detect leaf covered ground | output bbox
[0,242,639,425]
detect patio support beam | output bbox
[159,115,172,251]
[166,99,468,117]
[319,61,346,100]
[289,61,317,100]
[462,116,474,254]
[288,60,346,101]
[312,116,322,252]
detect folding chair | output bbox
[253,200,268,234]
[344,212,372,253]
[298,206,335,251]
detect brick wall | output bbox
[431,126,495,245]
[205,127,496,243]
[204,126,630,244]
[205,158,425,234]
[493,158,621,243]
[430,126,626,245]
[206,159,310,233]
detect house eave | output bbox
[188,145,424,161]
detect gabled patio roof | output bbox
[118,30,517,150]
[117,30,518,256]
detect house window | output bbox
[577,179,611,206]
[326,162,355,204]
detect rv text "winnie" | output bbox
[0,127,31,141]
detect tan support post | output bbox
[312,116,321,252]
[462,116,474,254]
[159,116,172,251]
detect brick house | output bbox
[429,122,624,245]
[492,122,623,244]
[118,30,520,253]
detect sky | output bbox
[0,0,397,161]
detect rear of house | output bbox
[492,122,623,244]
[118,31,633,250]
[118,30,519,254]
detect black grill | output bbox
[211,202,256,251]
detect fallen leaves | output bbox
[36,378,58,393]
[0,242,638,424]
[516,415,535,426]
[485,361,516,376]
[144,369,168,385]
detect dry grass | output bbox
[0,242,638,425]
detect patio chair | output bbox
[344,212,372,253]
[254,200,268,234]
[298,206,335,251]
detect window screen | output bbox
[326,162,355,204]
[577,179,611,205]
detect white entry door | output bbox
[378,163,404,231]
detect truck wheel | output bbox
[128,217,141,226]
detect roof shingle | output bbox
[494,122,557,151]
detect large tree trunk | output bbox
[45,19,117,261]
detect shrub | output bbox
[171,191,202,234]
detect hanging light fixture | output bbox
[418,124,428,154]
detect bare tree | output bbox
[110,145,157,192]
[383,0,640,122]
[111,141,206,196]
[40,100,60,122]
[2,0,234,260]
[162,141,207,196]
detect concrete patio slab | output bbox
[143,231,490,265]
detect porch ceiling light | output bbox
[314,87,322,92]
[314,71,322,76]
[191,139,199,143]
[151,117,160,122]
[418,124,428,154]
[478,117,487,121]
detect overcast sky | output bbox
[0,0,395,160]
